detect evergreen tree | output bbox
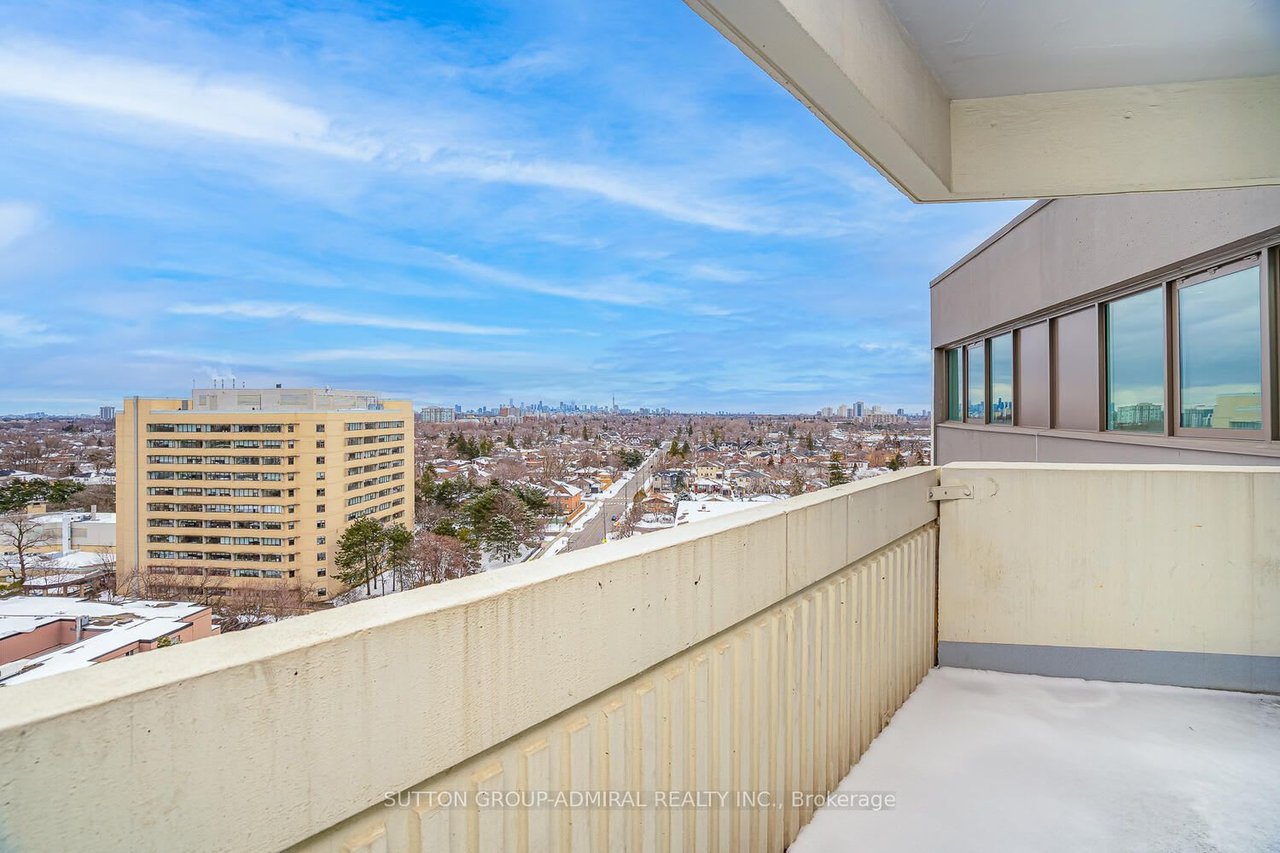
[0,479,83,513]
[333,518,388,594]
[827,452,849,487]
[486,514,521,563]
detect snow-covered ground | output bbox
[791,667,1280,852]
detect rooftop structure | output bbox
[0,595,218,686]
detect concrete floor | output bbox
[790,667,1280,853]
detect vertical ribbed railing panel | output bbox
[302,522,937,853]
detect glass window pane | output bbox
[1106,288,1165,433]
[990,334,1013,425]
[946,349,962,421]
[967,342,985,422]
[1178,266,1263,430]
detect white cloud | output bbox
[0,41,817,236]
[0,40,376,159]
[288,345,573,371]
[415,248,682,307]
[421,152,779,234]
[0,202,41,251]
[167,300,524,336]
[0,312,73,346]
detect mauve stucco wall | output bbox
[931,186,1280,348]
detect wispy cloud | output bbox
[0,40,376,159]
[0,202,41,251]
[0,39,816,237]
[0,1,1030,413]
[420,153,782,235]
[168,300,524,336]
[0,312,73,347]
[414,248,683,308]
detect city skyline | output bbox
[0,0,1026,415]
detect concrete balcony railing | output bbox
[1,464,1276,852]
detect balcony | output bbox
[0,464,1276,852]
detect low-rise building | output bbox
[0,596,218,686]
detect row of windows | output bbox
[148,550,285,562]
[148,519,285,530]
[148,535,284,546]
[146,568,288,580]
[147,503,285,514]
[149,423,284,433]
[147,439,285,449]
[944,252,1273,439]
[147,487,284,498]
[345,420,405,431]
[346,459,405,476]
[344,433,404,446]
[347,473,404,491]
[149,470,284,482]
[346,500,406,522]
[345,485,405,507]
[147,455,286,466]
[346,446,404,461]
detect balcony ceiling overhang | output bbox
[684,0,1280,201]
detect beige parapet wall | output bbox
[0,468,938,853]
[937,463,1280,691]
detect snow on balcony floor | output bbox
[791,667,1280,853]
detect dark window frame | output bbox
[1170,254,1268,439]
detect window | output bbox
[316,456,325,464]
[316,520,326,529]
[317,569,326,577]
[317,589,327,597]
[945,349,962,421]
[316,488,326,497]
[316,504,326,513]
[966,342,985,422]
[1106,288,1165,433]
[316,536,326,545]
[315,424,326,433]
[317,552,327,561]
[989,333,1013,425]
[316,440,325,449]
[1177,263,1263,431]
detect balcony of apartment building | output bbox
[1,462,1277,851]
[4,3,1277,852]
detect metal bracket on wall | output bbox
[928,484,973,501]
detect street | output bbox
[561,448,662,554]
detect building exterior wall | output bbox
[937,464,1280,692]
[932,187,1280,464]
[116,390,414,603]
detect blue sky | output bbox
[0,0,1027,415]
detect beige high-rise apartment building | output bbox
[116,388,414,604]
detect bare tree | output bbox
[491,457,527,484]
[0,514,56,585]
[406,531,479,588]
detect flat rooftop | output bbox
[792,667,1280,852]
